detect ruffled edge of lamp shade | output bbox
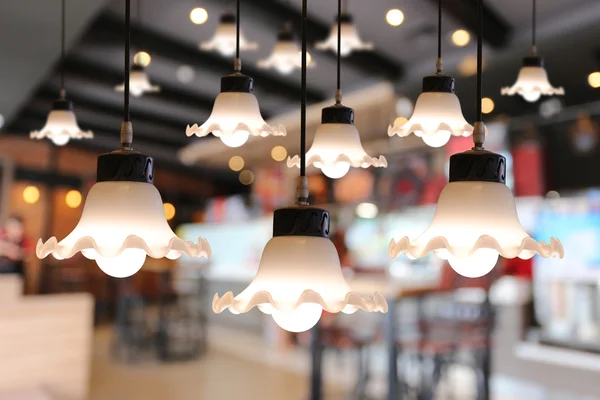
[212,232,387,317]
[29,99,94,146]
[36,181,211,261]
[199,13,258,56]
[287,106,387,176]
[257,37,315,75]
[315,14,373,56]
[388,92,473,140]
[501,58,564,101]
[115,67,160,97]
[185,92,286,139]
[388,180,564,261]
[213,289,388,315]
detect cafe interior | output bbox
[0,0,599,399]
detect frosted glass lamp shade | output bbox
[501,59,564,103]
[30,109,93,146]
[213,235,387,332]
[36,181,211,278]
[186,92,286,147]
[389,181,564,278]
[200,16,258,57]
[257,38,314,75]
[388,92,473,148]
[115,68,160,97]
[288,106,386,179]
[315,15,373,57]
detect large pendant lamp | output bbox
[187,0,285,148]
[388,0,472,148]
[388,0,564,279]
[115,0,160,97]
[501,0,564,103]
[257,22,315,75]
[288,0,386,180]
[30,0,93,147]
[315,0,372,57]
[36,0,211,279]
[213,0,387,333]
[200,8,258,57]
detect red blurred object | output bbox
[513,142,545,196]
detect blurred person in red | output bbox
[0,215,31,281]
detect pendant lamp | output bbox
[30,0,93,147]
[187,0,285,148]
[115,0,160,97]
[315,0,372,57]
[501,0,563,103]
[200,8,258,57]
[388,0,472,148]
[213,0,387,333]
[288,0,386,180]
[389,0,563,279]
[36,0,210,279]
[257,22,314,75]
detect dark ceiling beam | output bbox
[426,0,511,48]
[34,85,192,143]
[60,57,221,115]
[83,12,326,104]
[6,118,244,194]
[246,0,403,80]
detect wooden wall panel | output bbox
[0,293,94,400]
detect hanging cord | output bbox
[335,0,342,104]
[436,0,443,73]
[296,0,309,205]
[342,0,348,14]
[473,0,485,149]
[531,0,536,55]
[121,0,133,149]
[60,0,65,98]
[137,0,141,23]
[234,0,241,72]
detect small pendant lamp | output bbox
[389,0,564,279]
[187,0,285,148]
[257,22,315,75]
[288,0,386,180]
[30,0,93,147]
[501,0,564,103]
[315,0,372,57]
[36,0,210,279]
[388,0,472,148]
[213,0,387,333]
[200,8,258,57]
[114,0,160,97]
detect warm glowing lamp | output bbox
[501,0,563,102]
[214,0,386,333]
[200,12,257,57]
[315,13,373,57]
[36,0,210,279]
[30,0,93,146]
[388,0,472,148]
[389,0,563,278]
[115,65,160,97]
[188,1,285,147]
[258,25,315,75]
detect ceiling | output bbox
[2,0,600,191]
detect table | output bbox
[309,277,442,400]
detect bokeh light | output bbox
[452,29,471,47]
[133,51,151,67]
[229,156,245,172]
[23,186,40,205]
[386,9,404,26]
[271,146,287,162]
[239,170,255,185]
[65,190,82,209]
[163,202,176,221]
[190,7,208,25]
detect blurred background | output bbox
[0,0,599,399]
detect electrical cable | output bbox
[300,0,307,177]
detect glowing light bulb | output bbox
[321,162,350,179]
[386,9,404,26]
[521,91,541,103]
[190,7,208,25]
[51,133,70,146]
[447,248,499,278]
[271,303,323,332]
[94,248,147,278]
[220,130,250,147]
[422,130,451,148]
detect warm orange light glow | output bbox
[163,203,176,221]
[65,190,82,208]
[134,51,151,67]
[482,97,495,114]
[23,186,40,205]
[271,146,287,162]
[229,156,245,172]
[452,30,471,47]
